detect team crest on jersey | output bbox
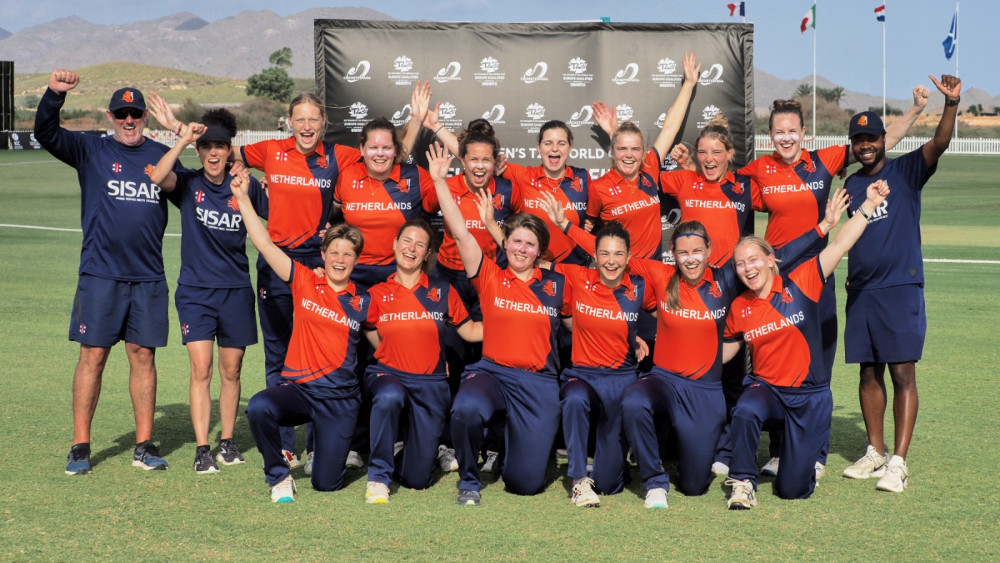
[143,164,155,178]
[112,162,122,174]
[397,178,411,193]
[350,295,364,311]
[640,176,653,189]
[781,289,793,303]
[315,153,328,169]
[427,287,442,302]
[195,190,205,204]
[492,193,504,210]
[568,177,582,192]
[542,280,557,297]
[709,281,722,298]
[732,181,744,194]
[227,196,239,211]
[765,163,777,175]
[623,285,637,301]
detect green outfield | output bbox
[0,150,997,560]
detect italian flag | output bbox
[801,4,816,33]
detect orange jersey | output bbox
[437,174,520,271]
[366,272,470,374]
[659,169,754,266]
[739,145,846,253]
[283,263,369,398]
[472,257,566,376]
[503,162,591,265]
[557,264,650,369]
[725,258,827,388]
[588,149,664,259]
[628,258,741,382]
[335,161,439,266]
[241,139,360,254]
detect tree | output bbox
[247,47,295,103]
[794,84,813,97]
[967,105,979,116]
[815,86,845,105]
[269,47,293,70]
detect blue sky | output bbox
[2,0,995,95]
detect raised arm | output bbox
[231,167,292,281]
[472,188,506,248]
[400,81,431,159]
[428,143,483,277]
[884,85,929,150]
[651,52,700,158]
[818,180,889,277]
[923,74,962,167]
[774,187,849,267]
[423,102,459,156]
[150,122,205,189]
[592,101,618,137]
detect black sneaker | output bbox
[215,439,245,465]
[194,445,219,474]
[65,443,92,475]
[456,489,481,506]
[132,440,168,470]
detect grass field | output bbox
[0,149,998,560]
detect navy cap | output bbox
[848,111,885,138]
[108,87,146,112]
[197,125,233,146]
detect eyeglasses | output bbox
[112,108,144,120]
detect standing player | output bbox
[36,69,177,474]
[722,183,889,510]
[840,74,961,493]
[428,143,566,506]
[232,168,369,503]
[149,111,265,474]
[362,219,482,503]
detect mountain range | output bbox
[2,8,996,113]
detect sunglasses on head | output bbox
[112,108,144,120]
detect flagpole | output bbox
[882,0,887,119]
[812,0,817,138]
[955,1,960,139]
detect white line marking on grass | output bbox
[924,259,1000,265]
[0,160,60,166]
[0,223,181,236]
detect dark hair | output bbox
[768,99,805,131]
[537,120,573,146]
[196,108,237,147]
[360,117,405,165]
[694,113,734,173]
[665,221,711,311]
[594,220,631,253]
[503,213,550,257]
[322,223,364,256]
[395,218,436,250]
[288,93,327,121]
[458,118,500,160]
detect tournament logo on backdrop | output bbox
[615,104,636,125]
[567,105,594,128]
[388,55,419,85]
[699,105,722,128]
[437,102,463,131]
[652,57,683,88]
[612,63,640,86]
[481,104,506,125]
[563,57,594,87]
[391,104,412,128]
[344,102,370,132]
[474,57,506,86]
[698,64,725,87]
[521,62,549,85]
[520,103,547,134]
[434,62,462,83]
[344,60,372,83]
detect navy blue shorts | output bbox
[69,274,168,348]
[175,284,258,347]
[845,284,925,364]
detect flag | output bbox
[801,4,816,33]
[727,2,745,17]
[942,8,958,60]
[874,4,885,22]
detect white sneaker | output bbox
[711,461,730,477]
[281,449,299,469]
[875,456,908,493]
[570,477,600,507]
[644,487,668,509]
[814,462,826,480]
[760,457,780,477]
[270,475,296,503]
[346,450,364,469]
[303,451,314,476]
[843,445,888,480]
[365,481,390,504]
[725,478,757,510]
[481,450,499,475]
[437,445,458,472]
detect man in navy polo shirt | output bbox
[35,69,180,474]
[840,74,962,493]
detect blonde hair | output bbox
[733,235,780,275]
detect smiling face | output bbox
[322,238,358,289]
[107,108,147,147]
[850,133,887,171]
[362,128,396,181]
[289,101,325,155]
[611,132,644,181]
[537,126,571,179]
[696,137,733,183]
[462,142,495,192]
[196,141,232,183]
[594,235,631,287]
[733,241,777,296]
[672,234,711,285]
[504,227,541,275]
[769,113,805,165]
[393,225,431,274]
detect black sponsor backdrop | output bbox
[315,20,754,259]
